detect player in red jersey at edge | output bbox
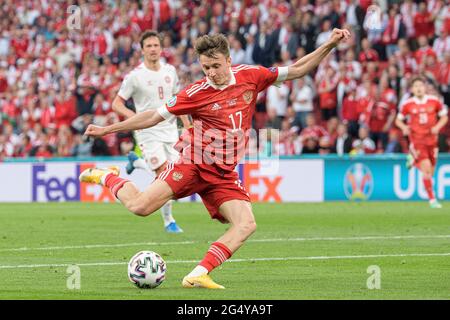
[79,29,351,289]
[395,77,448,209]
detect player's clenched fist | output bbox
[84,124,107,138]
[329,28,351,46]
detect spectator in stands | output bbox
[0,132,13,157]
[332,123,353,155]
[382,6,406,59]
[300,114,329,154]
[326,117,340,147]
[341,89,362,138]
[30,134,54,158]
[317,65,338,121]
[278,119,301,156]
[266,78,289,125]
[56,124,74,157]
[273,19,298,61]
[433,26,450,62]
[252,21,276,67]
[414,1,435,39]
[243,33,255,65]
[385,129,403,153]
[415,35,437,66]
[290,77,314,129]
[297,10,316,54]
[0,0,448,160]
[351,126,376,155]
[284,107,302,135]
[385,64,406,99]
[71,134,93,157]
[75,85,97,115]
[316,19,333,49]
[15,134,33,157]
[359,37,380,70]
[366,75,397,151]
[54,85,77,129]
[301,135,320,154]
[229,35,246,66]
[395,38,418,77]
[400,0,418,39]
[439,52,450,106]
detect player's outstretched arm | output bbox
[112,95,136,119]
[84,109,164,138]
[285,28,351,81]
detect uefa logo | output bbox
[343,163,374,201]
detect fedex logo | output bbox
[32,164,115,202]
[32,164,80,201]
[243,162,282,202]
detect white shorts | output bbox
[138,141,179,171]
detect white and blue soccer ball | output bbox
[128,251,166,289]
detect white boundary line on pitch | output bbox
[1,252,450,270]
[0,241,196,252]
[1,234,450,253]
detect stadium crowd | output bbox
[0,0,449,160]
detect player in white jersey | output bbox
[112,31,190,233]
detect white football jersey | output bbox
[118,61,180,143]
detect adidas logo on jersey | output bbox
[211,103,222,111]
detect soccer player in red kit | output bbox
[80,30,351,289]
[395,77,448,209]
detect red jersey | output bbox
[300,125,329,141]
[358,49,379,65]
[415,46,437,65]
[398,95,448,146]
[157,65,283,172]
[367,101,396,133]
[54,95,77,128]
[342,94,361,122]
[414,12,435,38]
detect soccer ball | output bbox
[128,251,166,289]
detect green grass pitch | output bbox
[0,201,449,299]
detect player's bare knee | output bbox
[248,221,257,235]
[237,220,257,238]
[129,202,154,217]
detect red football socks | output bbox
[104,173,129,198]
[422,177,435,201]
[199,242,233,273]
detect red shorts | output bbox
[157,162,250,223]
[410,143,438,167]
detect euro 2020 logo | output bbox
[344,163,374,201]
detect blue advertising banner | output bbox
[324,155,450,201]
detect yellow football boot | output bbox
[182,274,225,289]
[79,166,120,185]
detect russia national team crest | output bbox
[172,172,183,181]
[167,96,177,108]
[343,163,374,201]
[243,90,253,104]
